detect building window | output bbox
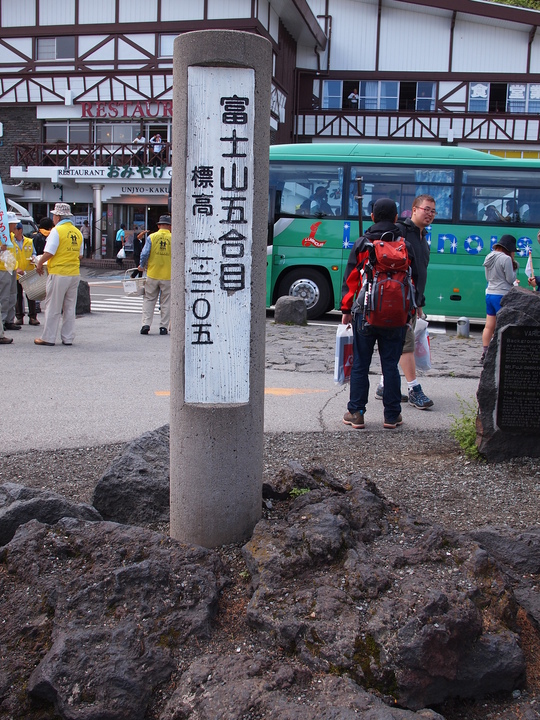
[37,36,75,60]
[468,83,489,112]
[159,35,176,57]
[44,122,91,144]
[416,82,435,111]
[322,80,343,109]
[469,82,540,114]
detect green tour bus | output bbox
[267,143,539,320]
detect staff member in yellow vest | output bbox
[138,214,171,335]
[34,203,83,347]
[0,212,20,331]
[13,222,40,326]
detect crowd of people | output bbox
[0,206,172,346]
[340,194,540,431]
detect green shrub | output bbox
[450,396,484,461]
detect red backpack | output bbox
[355,232,415,328]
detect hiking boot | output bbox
[383,414,403,429]
[375,383,408,403]
[408,384,433,409]
[343,410,365,429]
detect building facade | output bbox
[1,0,539,256]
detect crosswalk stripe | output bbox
[91,296,159,314]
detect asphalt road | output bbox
[2,272,482,453]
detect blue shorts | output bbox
[485,293,504,316]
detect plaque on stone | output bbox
[496,325,540,432]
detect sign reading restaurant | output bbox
[81,101,173,118]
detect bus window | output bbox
[350,166,453,220]
[269,162,344,218]
[461,168,540,223]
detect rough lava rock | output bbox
[0,482,102,546]
[274,296,308,325]
[243,475,526,710]
[0,517,225,720]
[160,652,446,720]
[2,465,540,719]
[76,279,91,315]
[93,425,170,524]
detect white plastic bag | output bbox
[117,246,126,259]
[414,316,431,372]
[334,324,354,384]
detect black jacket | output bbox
[396,217,430,308]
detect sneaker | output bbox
[375,384,408,403]
[343,410,365,429]
[408,384,433,410]
[140,325,150,335]
[383,414,403,429]
[159,327,168,335]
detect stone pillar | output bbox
[92,184,104,259]
[169,30,271,547]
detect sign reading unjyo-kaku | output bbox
[184,66,255,404]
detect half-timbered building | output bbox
[0,0,539,255]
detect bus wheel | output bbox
[276,269,332,320]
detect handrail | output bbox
[14,141,172,168]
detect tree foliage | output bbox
[490,0,540,9]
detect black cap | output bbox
[372,198,398,222]
[158,215,171,225]
[494,234,517,254]
[39,217,54,230]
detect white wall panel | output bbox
[161,0,203,21]
[121,35,156,57]
[439,82,466,104]
[79,0,114,24]
[0,38,32,62]
[79,37,111,60]
[527,34,540,74]
[1,0,35,27]
[119,0,157,24]
[379,7,450,72]
[257,0,268,30]
[452,17,527,73]
[39,0,74,25]
[207,0,251,20]
[296,43,318,70]
[326,0,378,71]
[269,6,279,43]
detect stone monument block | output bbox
[476,287,540,462]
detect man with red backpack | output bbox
[341,198,415,430]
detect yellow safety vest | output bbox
[147,228,171,280]
[48,222,83,276]
[14,235,34,273]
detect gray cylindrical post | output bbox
[457,317,470,338]
[170,30,271,547]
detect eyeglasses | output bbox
[417,206,437,216]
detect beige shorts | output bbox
[402,314,417,354]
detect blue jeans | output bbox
[348,316,406,422]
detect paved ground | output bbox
[2,270,484,452]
